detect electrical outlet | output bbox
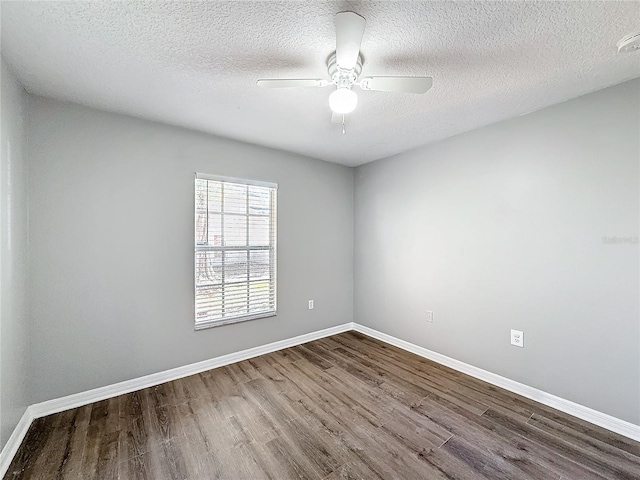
[511,329,524,347]
[308,300,314,310]
[426,311,434,323]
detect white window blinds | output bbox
[194,174,277,329]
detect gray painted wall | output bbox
[0,59,29,447]
[27,96,354,404]
[354,79,640,424]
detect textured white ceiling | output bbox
[2,1,639,166]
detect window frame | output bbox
[194,173,277,330]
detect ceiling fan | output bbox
[257,11,433,125]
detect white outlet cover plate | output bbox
[308,300,314,310]
[511,329,524,347]
[426,311,434,322]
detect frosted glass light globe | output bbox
[329,87,358,114]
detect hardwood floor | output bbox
[5,331,640,479]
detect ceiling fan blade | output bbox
[331,112,343,124]
[257,79,329,88]
[359,76,433,94]
[335,12,366,70]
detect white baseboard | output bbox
[0,407,34,478]
[2,320,638,478]
[352,323,640,442]
[28,322,354,419]
[0,322,353,477]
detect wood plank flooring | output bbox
[5,331,640,479]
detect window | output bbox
[194,174,277,329]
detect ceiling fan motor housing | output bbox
[328,52,363,87]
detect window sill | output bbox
[194,311,277,330]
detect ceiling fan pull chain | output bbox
[342,116,346,135]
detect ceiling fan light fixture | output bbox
[329,87,358,114]
[256,11,433,125]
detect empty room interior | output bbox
[1,1,639,479]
